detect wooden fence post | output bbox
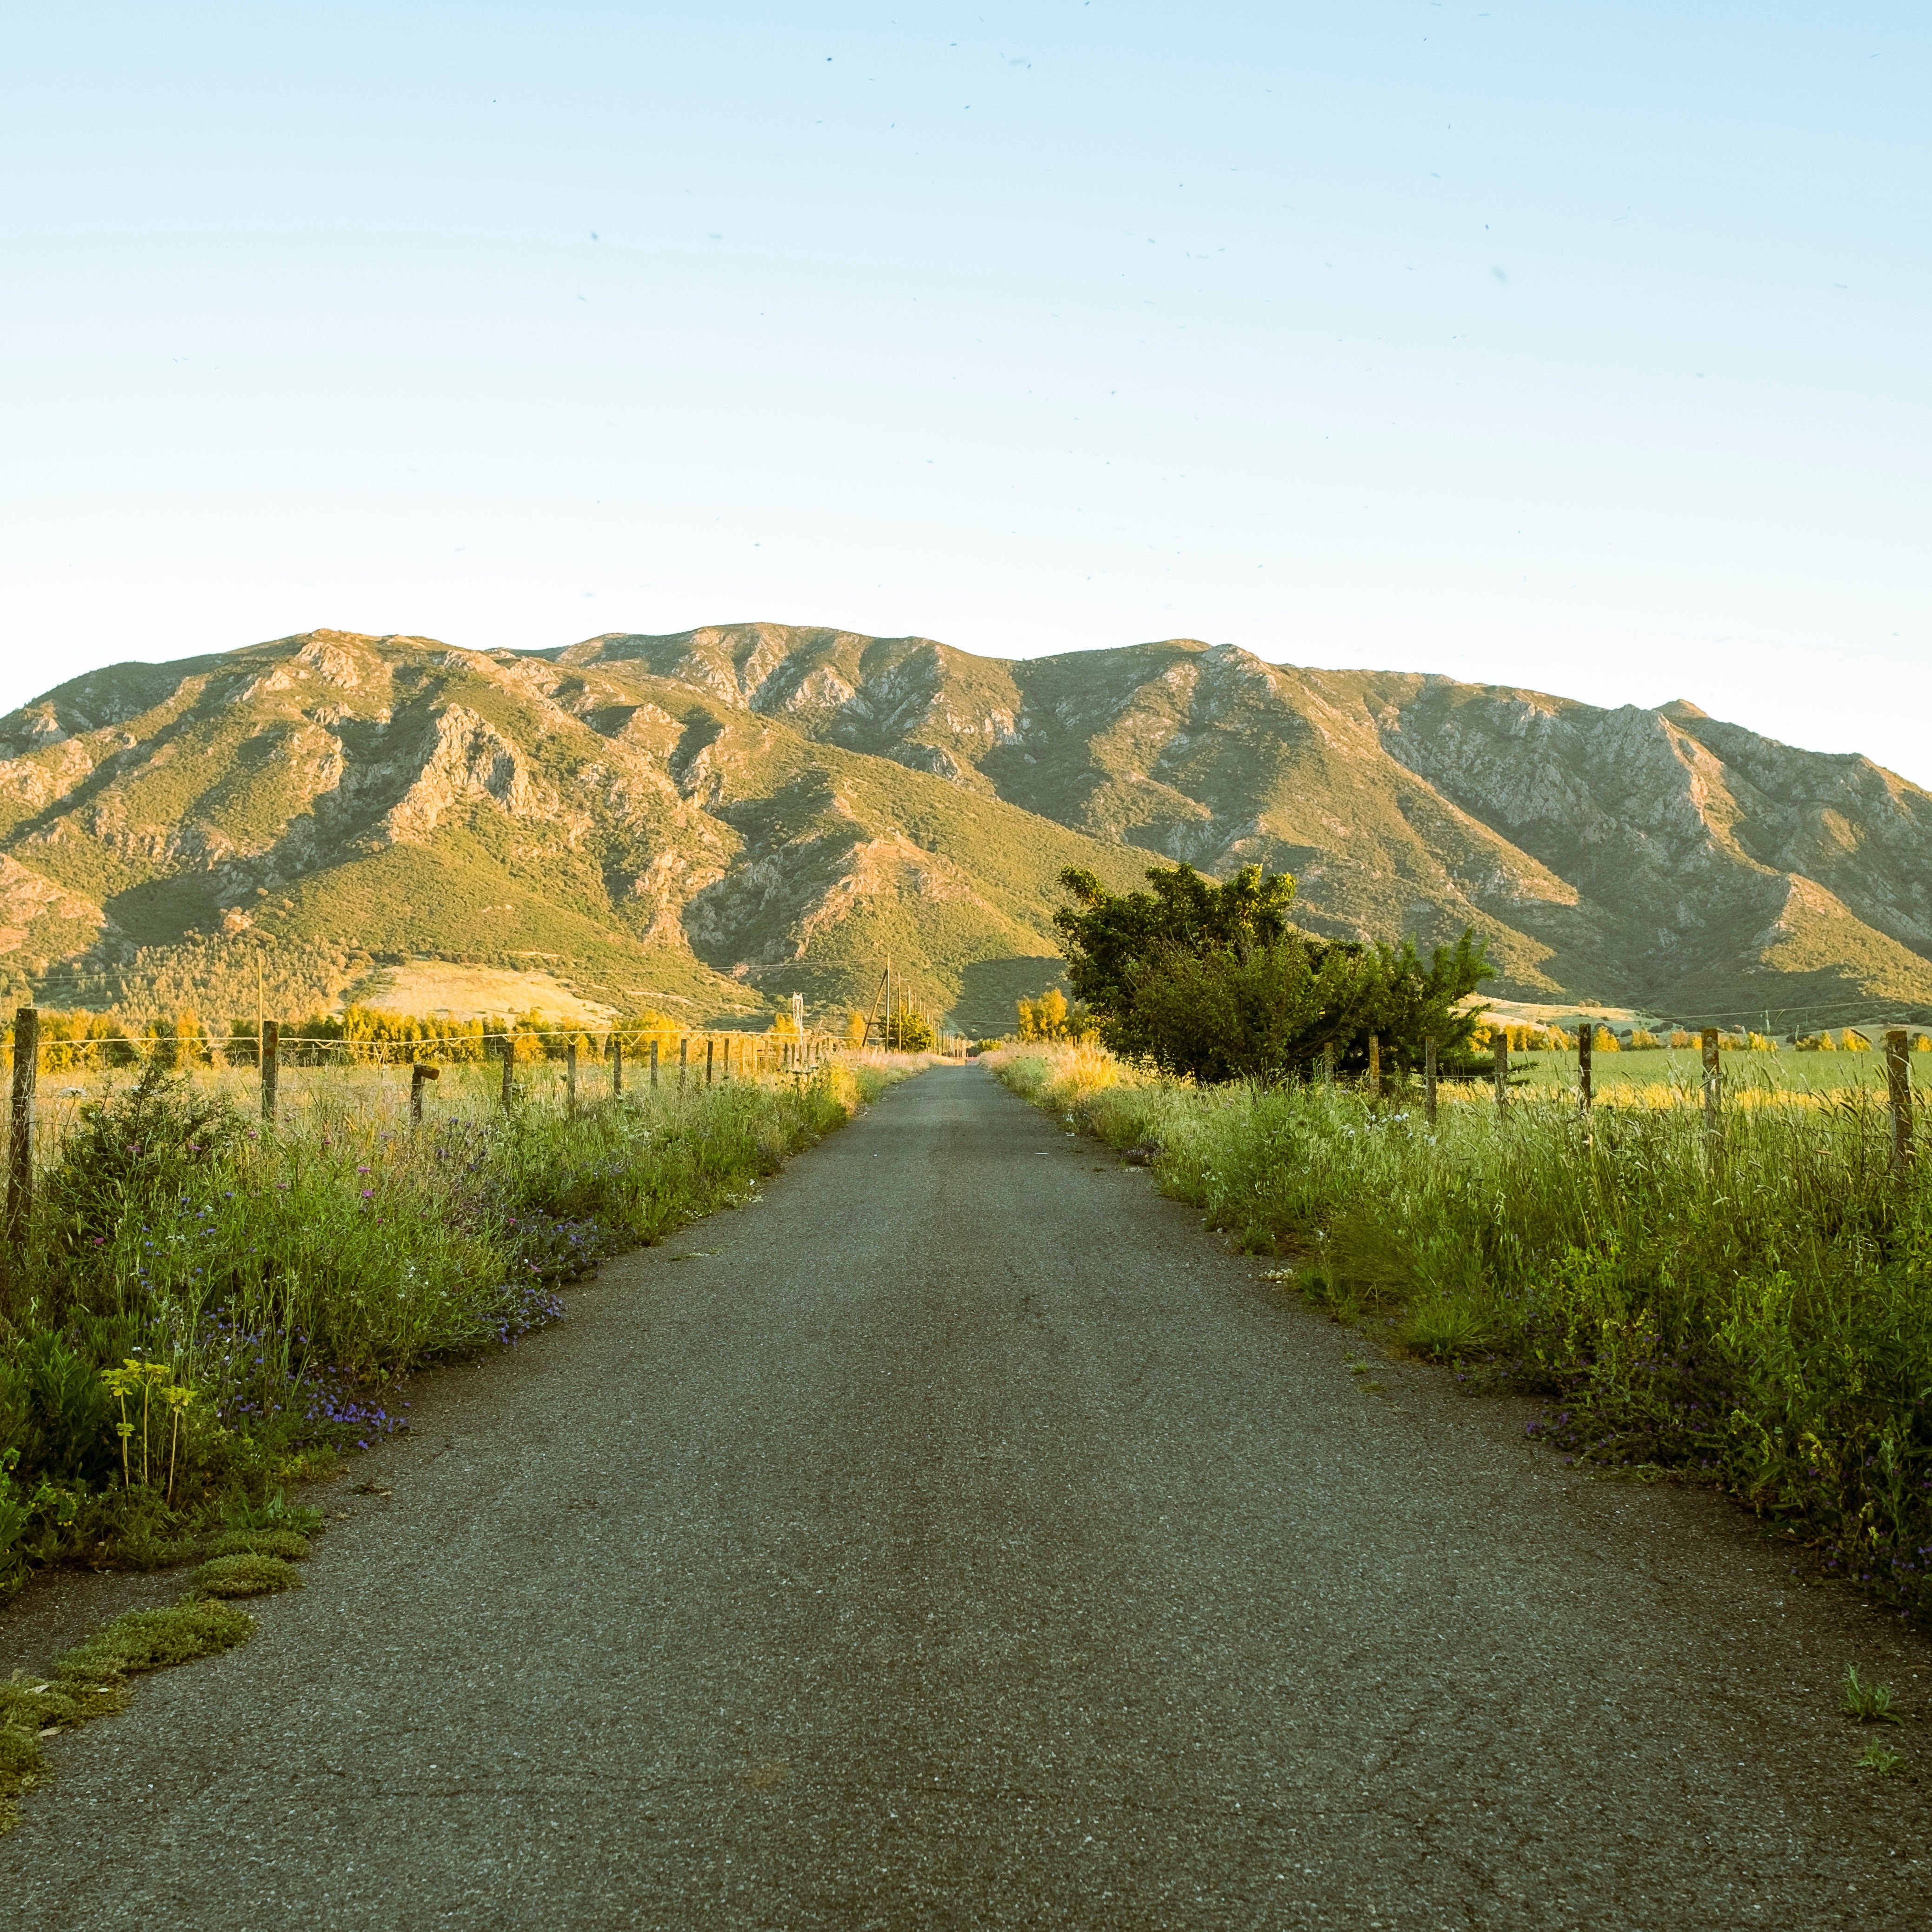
[612,1035,623,1097]
[650,1038,660,1090]
[1367,1033,1380,1100]
[1701,1027,1721,1151]
[1493,1028,1509,1111]
[500,1033,515,1111]
[1424,1036,1438,1126]
[565,1040,578,1115]
[410,1062,439,1127]
[679,1037,688,1091]
[1886,1030,1913,1176]
[261,1019,279,1128]
[706,1037,715,1086]
[7,1006,36,1261]
[1322,1040,1334,1087]
[1577,1022,1592,1111]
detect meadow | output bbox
[1505,1042,1929,1102]
[993,1043,1932,1629]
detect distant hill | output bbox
[0,623,1926,1033]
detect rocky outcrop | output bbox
[375,707,566,845]
[0,854,110,960]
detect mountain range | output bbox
[0,622,1926,1036]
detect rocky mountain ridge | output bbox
[0,623,1925,1030]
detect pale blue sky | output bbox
[4,3,1926,781]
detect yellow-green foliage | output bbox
[1475,1022,1569,1052]
[190,1552,303,1597]
[1015,988,1071,1042]
[203,1527,309,1560]
[56,1598,254,1688]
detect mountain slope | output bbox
[0,632,1150,1032]
[569,625,1932,1021]
[2,622,1926,1031]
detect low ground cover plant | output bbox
[1,1583,265,1824]
[0,1053,893,1596]
[994,1042,1932,1630]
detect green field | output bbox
[1504,1045,1928,1096]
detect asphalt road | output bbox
[7,1066,1930,1928]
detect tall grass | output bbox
[0,1055,905,1589]
[994,1046,1932,1626]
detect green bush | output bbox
[36,1067,243,1321]
[2,1333,117,1483]
[1054,861,1491,1082]
[0,1470,29,1585]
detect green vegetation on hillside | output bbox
[0,630,1153,1037]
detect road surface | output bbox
[6,1066,1928,1927]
